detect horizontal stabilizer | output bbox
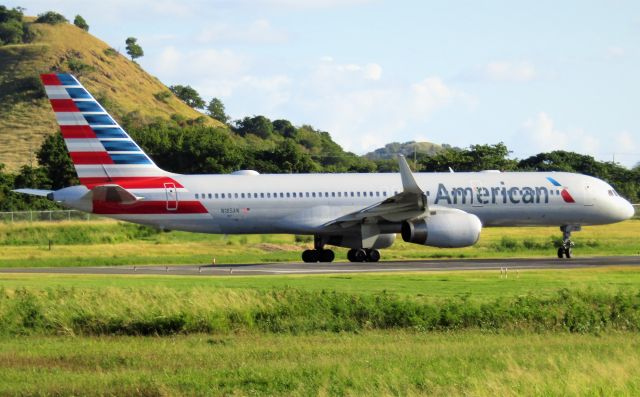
[12,189,54,197]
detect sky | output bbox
[7,0,640,168]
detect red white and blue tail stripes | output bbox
[41,73,208,216]
[41,73,168,188]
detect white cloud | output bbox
[460,60,537,83]
[196,19,288,44]
[607,46,626,59]
[290,59,472,152]
[240,0,374,9]
[520,112,586,153]
[150,46,249,81]
[516,113,639,168]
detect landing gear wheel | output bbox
[557,247,564,259]
[319,249,335,263]
[564,247,572,259]
[354,249,367,262]
[347,249,367,262]
[302,249,319,263]
[366,249,380,262]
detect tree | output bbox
[272,119,297,138]
[169,85,205,109]
[125,37,144,61]
[35,11,68,24]
[235,116,273,139]
[36,133,78,189]
[206,98,229,124]
[73,14,89,31]
[0,5,28,45]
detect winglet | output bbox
[398,155,422,194]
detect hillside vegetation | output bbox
[0,16,222,172]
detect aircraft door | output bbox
[164,183,178,211]
[583,182,594,206]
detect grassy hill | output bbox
[0,18,223,172]
[365,141,445,160]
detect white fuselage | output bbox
[104,171,634,234]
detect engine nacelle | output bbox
[401,210,482,248]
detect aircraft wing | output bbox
[325,155,428,227]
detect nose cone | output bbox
[612,199,635,222]
[624,201,636,220]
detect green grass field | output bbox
[1,269,640,395]
[2,332,639,396]
[2,220,640,395]
[1,219,639,267]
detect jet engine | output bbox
[401,209,482,248]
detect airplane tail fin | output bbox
[40,73,170,189]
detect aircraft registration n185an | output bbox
[15,74,635,262]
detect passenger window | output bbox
[267,193,271,198]
[260,193,265,198]
[312,192,316,198]
[357,192,361,197]
[253,193,258,198]
[215,193,219,199]
[286,193,290,198]
[208,193,212,199]
[550,190,554,195]
[241,193,245,198]
[293,192,297,198]
[331,192,335,197]
[370,191,373,196]
[280,193,284,198]
[234,193,238,199]
[306,192,310,197]
[338,192,342,197]
[376,192,380,197]
[324,192,328,198]
[195,194,199,199]
[221,193,225,199]
[350,192,354,197]
[383,192,387,197]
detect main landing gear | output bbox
[300,235,381,263]
[557,225,581,259]
[302,235,335,263]
[347,248,380,263]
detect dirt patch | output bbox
[255,243,301,252]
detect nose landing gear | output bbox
[557,225,581,259]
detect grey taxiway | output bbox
[1,256,639,276]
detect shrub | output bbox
[103,48,118,57]
[67,57,95,74]
[35,11,68,25]
[154,90,171,103]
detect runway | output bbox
[1,256,639,276]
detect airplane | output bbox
[14,73,635,262]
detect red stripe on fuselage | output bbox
[93,200,207,215]
[79,177,184,189]
[561,189,575,203]
[70,152,114,165]
[41,74,61,85]
[61,125,96,139]
[50,99,79,112]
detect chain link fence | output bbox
[0,210,103,223]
